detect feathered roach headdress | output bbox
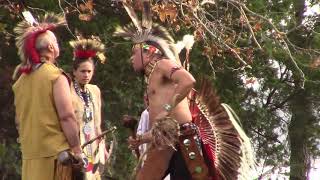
[69,38,106,64]
[113,0,177,61]
[13,12,66,80]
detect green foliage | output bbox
[0,142,21,180]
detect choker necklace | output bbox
[144,58,161,86]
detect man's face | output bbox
[73,61,94,85]
[46,31,60,58]
[131,46,145,72]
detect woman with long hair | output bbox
[69,39,107,180]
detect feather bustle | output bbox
[192,78,255,179]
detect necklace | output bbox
[144,58,161,86]
[74,81,95,158]
[73,81,94,123]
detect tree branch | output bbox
[270,91,297,111]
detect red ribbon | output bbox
[20,25,55,74]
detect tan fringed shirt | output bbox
[71,83,106,180]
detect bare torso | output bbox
[146,59,192,126]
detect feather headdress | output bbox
[69,39,106,64]
[13,12,66,79]
[113,0,176,61]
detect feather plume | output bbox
[122,0,142,31]
[114,24,137,40]
[175,41,185,53]
[22,11,38,25]
[141,0,152,30]
[151,24,174,42]
[221,103,256,180]
[69,39,106,64]
[145,35,176,60]
[13,12,66,80]
[41,13,66,27]
[175,34,195,53]
[114,2,177,61]
[183,34,195,50]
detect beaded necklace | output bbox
[73,81,95,122]
[144,58,161,86]
[73,81,95,159]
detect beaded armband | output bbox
[170,66,182,79]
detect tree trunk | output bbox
[287,0,315,179]
[288,90,311,180]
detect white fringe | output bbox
[221,103,257,180]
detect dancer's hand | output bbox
[71,145,82,155]
[127,136,141,150]
[71,146,87,169]
[72,152,88,170]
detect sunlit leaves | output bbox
[244,77,257,85]
[78,0,95,21]
[253,22,262,32]
[78,14,93,21]
[202,44,222,58]
[0,23,7,33]
[310,57,320,69]
[79,0,94,12]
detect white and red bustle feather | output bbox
[190,78,256,180]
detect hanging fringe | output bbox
[55,161,73,180]
[150,117,180,150]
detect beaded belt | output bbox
[178,122,209,179]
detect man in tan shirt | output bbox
[13,13,82,180]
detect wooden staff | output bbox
[58,126,117,169]
[81,126,117,149]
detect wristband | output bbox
[163,103,173,112]
[137,134,143,143]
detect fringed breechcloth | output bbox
[136,122,218,180]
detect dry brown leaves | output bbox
[253,22,262,32]
[244,77,257,85]
[132,0,143,10]
[246,48,254,64]
[310,57,320,69]
[2,2,21,19]
[152,3,178,23]
[194,26,204,41]
[78,0,95,21]
[202,44,222,58]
